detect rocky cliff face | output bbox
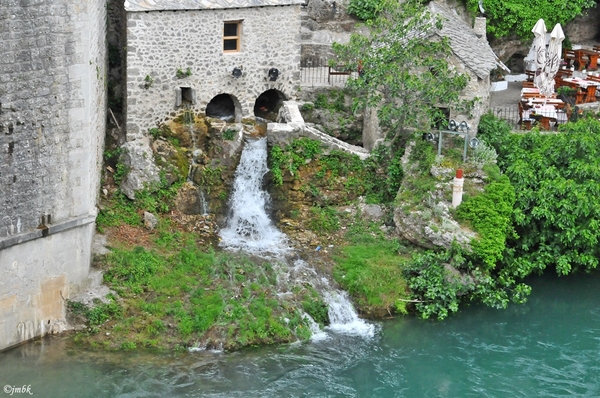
[392,141,480,251]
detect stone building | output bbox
[0,0,107,351]
[122,0,304,194]
[427,2,504,129]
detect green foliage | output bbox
[104,246,165,286]
[94,242,315,351]
[308,206,340,233]
[113,162,129,186]
[403,248,473,320]
[143,75,153,89]
[268,138,324,185]
[223,129,236,140]
[464,0,596,40]
[556,86,577,97]
[270,138,403,204]
[193,166,223,193]
[469,140,498,168]
[363,144,404,203]
[312,90,348,113]
[176,67,192,78]
[301,102,314,112]
[334,220,410,313]
[333,0,471,146]
[498,118,600,276]
[149,127,162,140]
[95,191,141,231]
[96,178,182,232]
[302,291,329,326]
[455,172,515,269]
[411,136,437,173]
[68,296,123,329]
[347,0,390,21]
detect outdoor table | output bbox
[576,49,599,71]
[521,87,540,95]
[530,105,558,130]
[562,77,600,103]
[522,97,564,109]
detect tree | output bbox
[478,114,600,278]
[464,0,596,40]
[332,0,471,148]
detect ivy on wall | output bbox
[464,0,596,40]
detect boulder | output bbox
[120,139,161,199]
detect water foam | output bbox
[219,137,288,255]
[324,291,376,338]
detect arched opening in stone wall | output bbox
[206,93,241,122]
[253,89,287,121]
[506,52,527,73]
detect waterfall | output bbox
[219,137,375,339]
[219,137,288,254]
[324,291,375,338]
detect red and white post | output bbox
[452,169,464,208]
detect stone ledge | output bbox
[0,214,97,251]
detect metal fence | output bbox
[490,106,520,128]
[490,106,569,131]
[300,57,359,87]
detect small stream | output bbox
[218,136,373,339]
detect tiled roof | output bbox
[125,0,304,12]
[428,2,498,79]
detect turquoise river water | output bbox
[1,272,599,398]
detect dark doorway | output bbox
[253,89,287,121]
[206,94,236,121]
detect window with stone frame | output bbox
[223,21,242,53]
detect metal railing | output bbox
[490,106,520,128]
[490,106,569,131]
[300,57,359,87]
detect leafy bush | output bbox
[363,144,404,203]
[403,248,474,320]
[455,171,515,269]
[470,140,498,168]
[499,118,600,276]
[348,0,390,21]
[268,138,324,185]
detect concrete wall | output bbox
[0,0,106,351]
[125,6,302,141]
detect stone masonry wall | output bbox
[0,0,106,351]
[125,6,302,141]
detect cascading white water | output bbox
[219,137,288,254]
[324,291,376,338]
[219,136,375,339]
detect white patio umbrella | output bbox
[539,23,565,97]
[531,19,547,93]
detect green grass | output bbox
[85,236,313,351]
[333,221,411,315]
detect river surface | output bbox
[1,272,599,397]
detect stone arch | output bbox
[253,89,288,121]
[205,93,242,122]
